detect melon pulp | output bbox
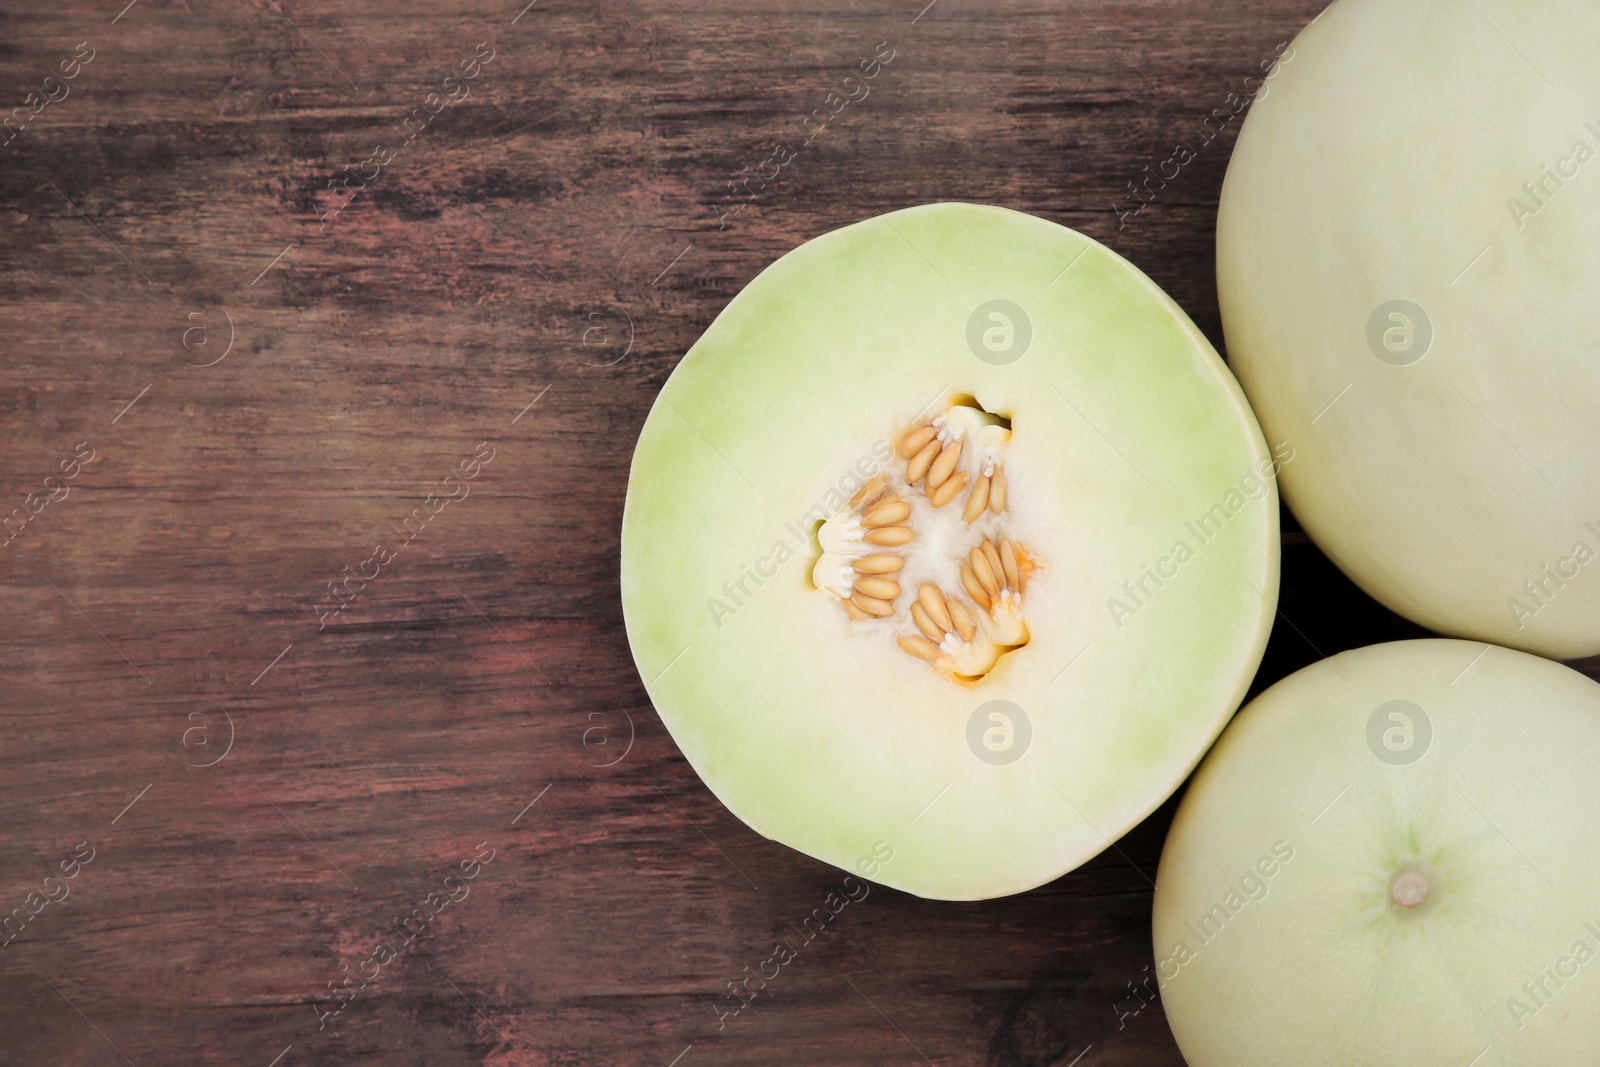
[1217,0,1600,659]
[1154,639,1600,1065]
[621,202,1281,901]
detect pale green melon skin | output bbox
[1218,0,1600,659]
[1155,639,1600,1065]
[622,203,1279,900]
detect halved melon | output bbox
[622,203,1280,900]
[1217,0,1600,658]
[1155,639,1600,1064]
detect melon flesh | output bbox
[1217,0,1600,659]
[622,202,1279,900]
[1155,639,1600,1065]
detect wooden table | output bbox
[7,1,1562,1064]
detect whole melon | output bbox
[1218,0,1600,658]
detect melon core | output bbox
[1155,639,1600,1064]
[622,203,1280,900]
[1217,0,1600,658]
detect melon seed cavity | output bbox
[811,399,1033,683]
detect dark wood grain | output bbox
[4,1,1552,1064]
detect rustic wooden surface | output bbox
[8,1,1573,1064]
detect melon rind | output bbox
[1155,639,1600,1065]
[1217,0,1600,658]
[622,202,1279,900]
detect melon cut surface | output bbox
[1155,639,1600,1065]
[622,202,1280,900]
[1217,0,1600,658]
